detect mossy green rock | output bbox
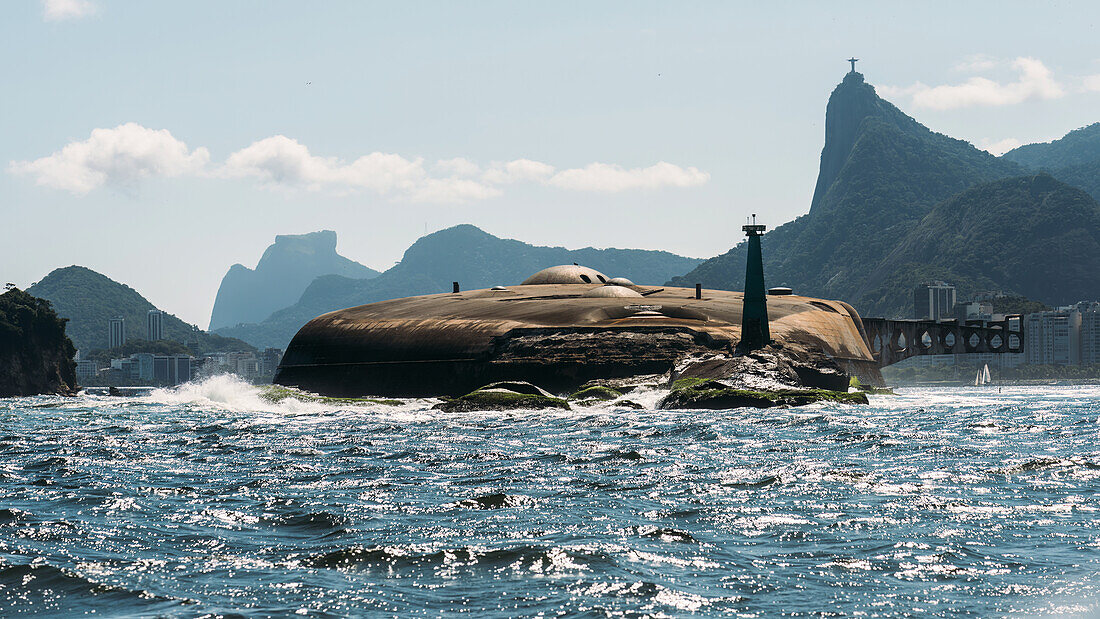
[259,385,401,406]
[660,381,868,410]
[433,387,570,412]
[568,385,622,401]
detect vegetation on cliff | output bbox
[0,287,77,397]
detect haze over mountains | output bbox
[214,224,703,349]
[208,230,379,331]
[671,71,1100,317]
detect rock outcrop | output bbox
[0,288,77,397]
[433,382,571,412]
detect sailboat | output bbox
[974,364,991,386]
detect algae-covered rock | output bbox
[660,378,868,410]
[259,385,401,406]
[433,381,570,412]
[568,385,622,402]
[478,381,557,398]
[849,376,895,394]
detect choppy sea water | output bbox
[2,378,1100,617]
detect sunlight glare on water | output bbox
[1,377,1100,616]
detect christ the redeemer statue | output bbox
[848,57,859,72]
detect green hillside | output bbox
[1002,123,1100,169]
[863,174,1100,315]
[27,266,254,354]
[1047,160,1100,202]
[215,224,703,349]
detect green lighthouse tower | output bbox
[740,214,770,351]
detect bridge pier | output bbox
[862,316,1023,368]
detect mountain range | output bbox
[208,230,378,331]
[27,71,1100,357]
[670,71,1100,317]
[214,224,703,349]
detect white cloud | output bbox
[222,136,422,191]
[885,57,1064,110]
[42,0,96,21]
[1082,74,1100,92]
[548,161,709,192]
[481,159,555,184]
[434,157,481,177]
[977,137,1023,156]
[8,123,209,194]
[12,128,709,202]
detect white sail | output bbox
[982,365,991,385]
[975,370,981,386]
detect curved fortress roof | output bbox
[275,266,877,397]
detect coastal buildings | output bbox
[1083,308,1100,365]
[154,355,191,385]
[1022,302,1100,366]
[914,282,956,321]
[147,310,163,341]
[260,347,284,376]
[900,282,1100,370]
[75,359,97,381]
[108,317,125,348]
[105,353,192,385]
[1026,310,1081,365]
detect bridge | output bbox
[860,316,1024,367]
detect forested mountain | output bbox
[27,266,253,354]
[996,124,1100,203]
[669,71,1065,317]
[1002,123,1100,169]
[861,174,1100,315]
[209,230,378,330]
[215,224,703,349]
[1044,160,1100,203]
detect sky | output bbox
[4,1,1100,328]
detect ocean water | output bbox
[1,377,1100,617]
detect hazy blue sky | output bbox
[5,1,1100,327]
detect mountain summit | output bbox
[809,71,925,213]
[671,70,1027,315]
[208,230,378,330]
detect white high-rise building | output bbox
[1025,309,1082,365]
[147,309,164,341]
[108,317,125,349]
[914,281,957,321]
[1077,303,1100,365]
